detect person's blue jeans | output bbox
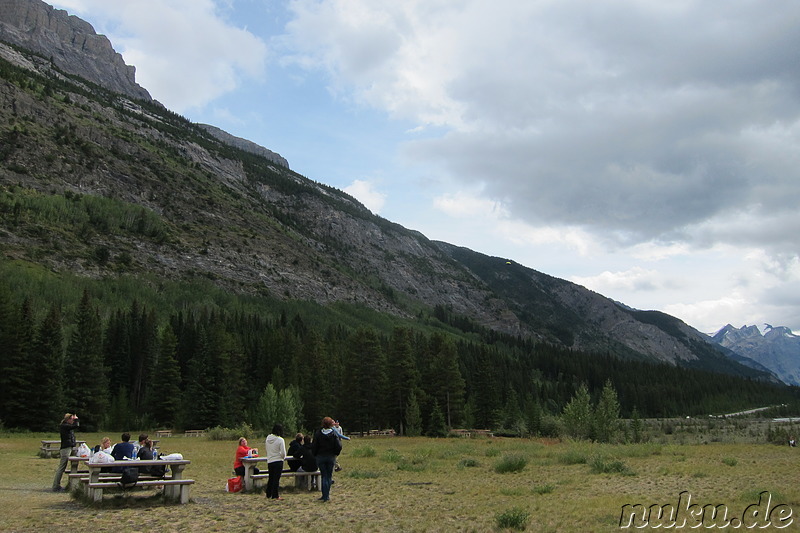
[316,454,336,500]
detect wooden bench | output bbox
[184,430,205,437]
[40,440,86,458]
[241,457,320,492]
[251,470,320,491]
[82,478,195,504]
[155,430,173,438]
[74,459,193,504]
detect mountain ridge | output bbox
[0,0,779,382]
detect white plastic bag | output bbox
[160,453,183,460]
[76,443,92,458]
[89,450,114,464]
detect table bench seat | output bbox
[250,470,320,491]
[84,478,195,504]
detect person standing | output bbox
[52,413,79,492]
[312,417,342,502]
[265,424,286,500]
[332,420,350,472]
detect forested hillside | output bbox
[0,20,798,437]
[0,263,795,435]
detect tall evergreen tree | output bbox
[0,282,19,425]
[342,328,388,433]
[3,298,35,428]
[64,290,107,431]
[151,326,182,428]
[425,335,465,428]
[387,327,420,435]
[594,380,621,443]
[27,304,64,430]
[405,389,423,437]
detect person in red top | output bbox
[233,437,259,477]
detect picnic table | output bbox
[240,456,320,492]
[40,440,86,458]
[67,456,194,503]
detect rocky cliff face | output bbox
[0,0,150,100]
[713,325,800,385]
[199,124,289,169]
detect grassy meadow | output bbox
[2,428,799,532]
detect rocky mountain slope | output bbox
[0,0,775,380]
[713,325,800,385]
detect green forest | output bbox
[1,258,797,439]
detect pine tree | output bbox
[425,334,465,428]
[3,298,35,428]
[27,304,64,431]
[151,326,182,428]
[594,379,621,443]
[64,290,107,431]
[405,389,423,437]
[387,327,420,435]
[426,400,448,437]
[342,328,388,433]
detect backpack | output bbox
[149,452,167,478]
[120,466,139,487]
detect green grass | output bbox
[2,433,799,532]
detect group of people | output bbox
[233,417,345,502]
[51,412,162,492]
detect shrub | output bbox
[457,457,480,469]
[533,483,555,494]
[207,423,255,441]
[494,454,528,474]
[382,448,403,463]
[350,445,376,458]
[495,507,530,531]
[722,457,738,467]
[557,449,588,465]
[589,454,635,476]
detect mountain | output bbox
[712,325,800,385]
[0,0,776,382]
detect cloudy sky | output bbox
[50,0,800,334]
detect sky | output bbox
[48,0,800,334]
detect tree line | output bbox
[0,282,796,440]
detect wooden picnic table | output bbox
[240,456,320,492]
[72,458,194,503]
[40,440,86,458]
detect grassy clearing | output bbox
[1,433,799,532]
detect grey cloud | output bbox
[408,3,800,251]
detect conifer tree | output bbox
[27,304,64,430]
[0,282,18,424]
[64,290,107,431]
[405,389,423,437]
[3,298,35,428]
[594,379,621,443]
[387,327,420,434]
[151,326,182,428]
[426,400,448,437]
[425,334,465,428]
[343,328,388,433]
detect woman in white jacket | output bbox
[264,424,286,500]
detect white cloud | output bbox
[50,0,269,113]
[343,179,386,214]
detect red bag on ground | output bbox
[227,476,243,493]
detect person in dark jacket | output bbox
[298,434,319,490]
[111,432,136,473]
[287,433,304,472]
[52,413,79,491]
[311,416,341,502]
